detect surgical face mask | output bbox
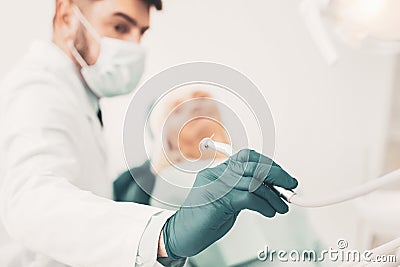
[68,6,145,98]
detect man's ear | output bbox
[54,0,79,40]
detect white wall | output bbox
[0,0,397,249]
[0,2,54,75]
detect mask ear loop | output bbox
[68,5,102,68]
[68,40,88,68]
[71,5,102,43]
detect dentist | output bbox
[0,1,298,266]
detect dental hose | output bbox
[200,138,400,262]
[288,168,400,207]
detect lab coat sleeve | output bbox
[136,211,187,267]
[0,79,167,267]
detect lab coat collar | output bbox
[27,40,107,158]
[28,40,100,115]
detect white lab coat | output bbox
[0,40,176,267]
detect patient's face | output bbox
[163,91,229,161]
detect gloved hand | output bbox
[162,149,298,259]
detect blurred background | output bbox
[1,0,399,258]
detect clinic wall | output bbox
[0,0,397,250]
[0,2,54,75]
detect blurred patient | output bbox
[114,88,323,267]
[114,89,229,205]
[149,89,229,174]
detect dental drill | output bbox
[199,137,400,208]
[199,137,296,202]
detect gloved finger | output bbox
[218,173,255,191]
[197,162,230,183]
[227,162,297,190]
[218,161,274,192]
[206,152,278,179]
[265,166,298,189]
[211,160,247,187]
[248,164,298,190]
[219,174,288,214]
[198,162,261,191]
[223,161,272,192]
[230,176,289,214]
[217,171,264,193]
[216,161,298,192]
[225,160,270,178]
[252,184,289,214]
[231,191,276,218]
[201,159,298,193]
[212,162,268,191]
[230,149,279,167]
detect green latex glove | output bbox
[162,149,298,259]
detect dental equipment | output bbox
[199,137,400,208]
[199,137,296,202]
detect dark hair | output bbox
[53,0,162,27]
[143,0,162,10]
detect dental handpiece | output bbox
[199,137,297,202]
